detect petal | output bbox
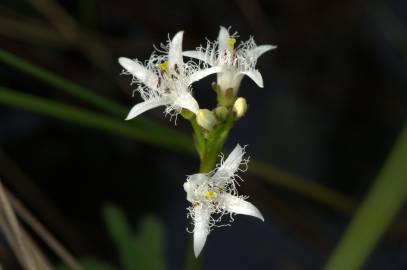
[168,31,184,73]
[188,173,209,185]
[218,26,230,52]
[193,207,211,257]
[118,57,158,89]
[125,97,171,120]
[173,93,199,114]
[213,144,245,181]
[183,50,208,63]
[184,174,209,202]
[237,69,264,88]
[221,193,264,221]
[246,44,277,60]
[187,66,223,85]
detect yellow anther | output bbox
[205,191,218,199]
[159,60,169,74]
[228,38,236,50]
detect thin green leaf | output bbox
[80,259,117,270]
[249,160,357,215]
[324,124,407,270]
[102,204,139,270]
[102,205,166,270]
[0,48,125,116]
[0,86,194,153]
[57,258,116,270]
[135,216,165,270]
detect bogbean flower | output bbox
[183,26,277,98]
[119,31,222,120]
[183,144,264,257]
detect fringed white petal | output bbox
[213,144,244,180]
[193,207,211,257]
[168,31,184,73]
[173,93,199,114]
[237,69,264,88]
[221,193,264,221]
[246,44,277,60]
[183,50,208,63]
[118,57,158,89]
[184,174,209,202]
[218,26,230,52]
[188,173,209,185]
[125,97,171,120]
[187,66,223,85]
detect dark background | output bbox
[0,0,406,269]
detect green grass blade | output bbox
[102,205,166,270]
[0,48,125,116]
[102,204,139,270]
[0,86,193,153]
[57,258,116,270]
[324,124,407,270]
[249,161,357,215]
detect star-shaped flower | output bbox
[183,144,264,257]
[183,26,276,97]
[119,31,222,120]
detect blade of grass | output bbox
[324,124,407,270]
[0,85,358,215]
[102,205,166,270]
[0,86,193,153]
[249,161,357,215]
[0,48,124,116]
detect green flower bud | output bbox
[214,106,229,121]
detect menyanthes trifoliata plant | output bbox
[119,26,276,259]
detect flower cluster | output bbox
[119,26,275,124]
[119,26,275,258]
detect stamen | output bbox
[159,60,170,74]
[228,38,236,50]
[205,191,218,199]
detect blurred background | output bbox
[0,0,406,269]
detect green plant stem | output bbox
[324,124,407,270]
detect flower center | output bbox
[205,191,218,199]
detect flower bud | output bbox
[196,109,218,130]
[214,106,229,121]
[232,97,248,119]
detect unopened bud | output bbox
[196,109,218,130]
[214,106,229,121]
[232,97,248,119]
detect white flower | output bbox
[183,26,277,95]
[119,31,222,120]
[183,144,264,257]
